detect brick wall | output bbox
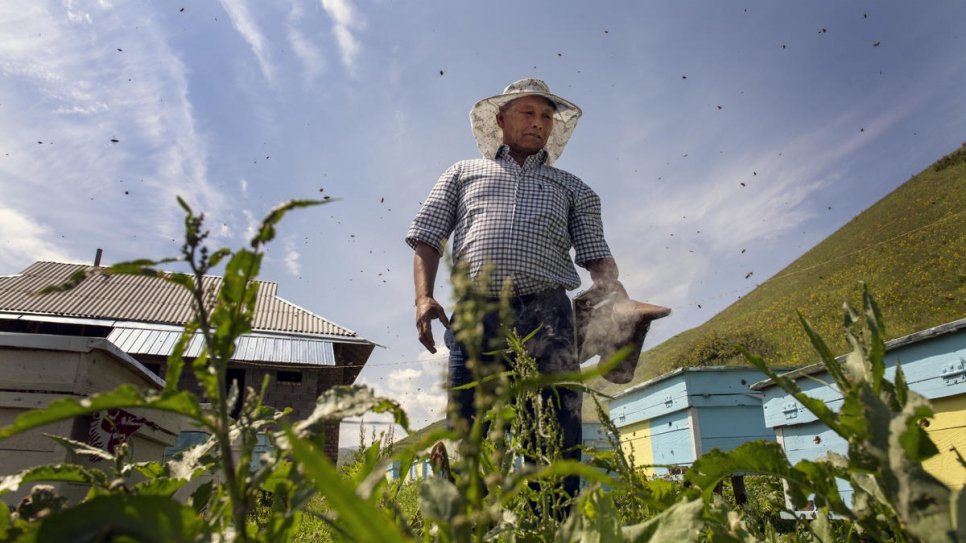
[315,367,346,461]
[150,357,350,463]
[262,369,317,419]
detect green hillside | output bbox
[587,142,966,408]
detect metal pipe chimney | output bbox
[94,248,103,267]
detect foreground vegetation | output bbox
[0,199,962,541]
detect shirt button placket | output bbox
[509,161,523,292]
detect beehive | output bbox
[609,367,777,476]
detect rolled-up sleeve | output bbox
[569,185,612,266]
[405,162,462,254]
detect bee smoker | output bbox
[574,283,671,384]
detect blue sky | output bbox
[2,1,965,445]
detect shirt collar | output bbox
[495,145,549,169]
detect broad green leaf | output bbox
[419,476,470,543]
[207,248,231,269]
[0,502,11,538]
[809,508,837,543]
[46,434,114,462]
[0,465,106,496]
[106,259,178,279]
[419,476,464,525]
[835,394,870,445]
[888,393,954,542]
[0,386,204,441]
[283,425,407,542]
[219,250,260,305]
[896,405,939,462]
[849,471,891,518]
[188,480,214,515]
[791,459,852,514]
[554,487,622,543]
[861,283,888,392]
[740,348,843,435]
[686,441,791,500]
[293,385,410,437]
[164,322,198,396]
[259,459,293,495]
[128,461,165,479]
[132,477,188,497]
[27,494,204,543]
[157,271,196,293]
[511,460,620,492]
[797,311,847,388]
[894,361,909,409]
[251,199,326,247]
[190,349,219,401]
[622,498,707,542]
[687,441,853,516]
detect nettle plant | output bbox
[687,285,966,543]
[0,197,960,542]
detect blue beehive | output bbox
[609,367,778,476]
[755,317,966,510]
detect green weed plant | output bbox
[0,198,961,542]
[687,284,966,542]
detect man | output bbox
[406,79,663,498]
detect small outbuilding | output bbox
[0,332,182,506]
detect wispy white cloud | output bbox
[287,1,326,84]
[0,207,74,266]
[358,347,448,439]
[0,1,226,270]
[288,27,326,84]
[218,0,276,83]
[642,160,822,252]
[603,96,920,334]
[242,209,259,241]
[283,239,302,277]
[319,0,364,74]
[64,0,92,25]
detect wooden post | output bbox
[731,475,748,505]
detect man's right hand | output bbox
[416,296,450,353]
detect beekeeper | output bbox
[406,78,665,497]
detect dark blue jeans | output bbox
[444,287,582,498]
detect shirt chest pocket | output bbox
[524,181,570,237]
[460,177,514,224]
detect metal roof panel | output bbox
[0,261,364,341]
[107,327,336,366]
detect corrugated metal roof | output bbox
[107,326,336,366]
[0,261,363,340]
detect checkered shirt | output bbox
[406,145,612,297]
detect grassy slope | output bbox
[586,143,966,413]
